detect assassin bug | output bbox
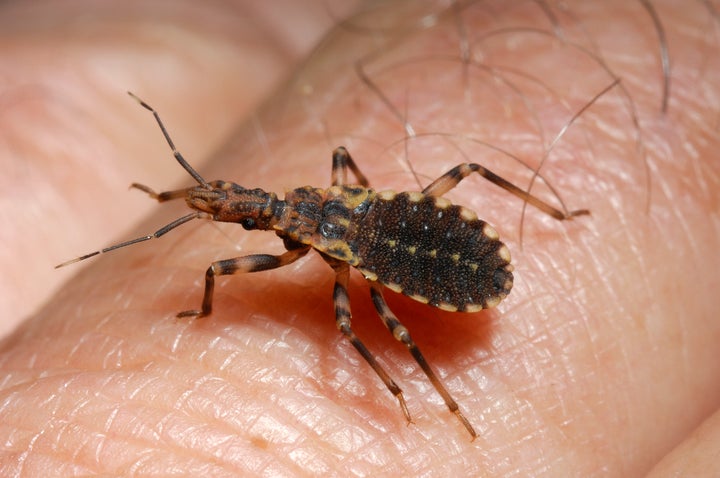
[58,92,589,439]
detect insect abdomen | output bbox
[353,191,514,312]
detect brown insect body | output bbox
[59,94,588,439]
[191,181,513,314]
[351,191,513,312]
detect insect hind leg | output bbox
[368,282,478,439]
[327,259,412,425]
[422,163,589,220]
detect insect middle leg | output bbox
[368,281,478,439]
[179,245,310,318]
[422,163,589,219]
[326,258,412,425]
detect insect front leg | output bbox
[368,282,478,439]
[331,146,370,187]
[327,259,412,425]
[422,163,589,220]
[179,245,310,318]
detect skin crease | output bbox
[1,0,719,476]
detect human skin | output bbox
[1,1,719,476]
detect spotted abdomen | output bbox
[352,191,514,312]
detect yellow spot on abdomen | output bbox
[482,223,499,240]
[434,197,451,209]
[406,191,424,202]
[438,303,458,312]
[385,282,402,293]
[378,190,396,200]
[459,207,478,222]
[498,244,511,263]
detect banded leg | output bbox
[422,163,589,220]
[368,281,478,439]
[331,146,370,187]
[179,245,310,318]
[327,258,412,425]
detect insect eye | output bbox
[241,218,256,230]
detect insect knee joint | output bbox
[337,318,352,333]
[392,324,410,343]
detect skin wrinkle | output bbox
[521,240,632,473]
[530,304,621,464]
[93,375,254,472]
[176,324,356,464]
[9,391,94,472]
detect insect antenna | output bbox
[127,91,211,189]
[55,212,201,268]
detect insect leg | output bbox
[422,163,589,220]
[328,259,412,425]
[331,147,370,187]
[368,281,478,439]
[179,245,311,318]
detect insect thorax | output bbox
[274,185,375,265]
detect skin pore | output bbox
[1,1,719,476]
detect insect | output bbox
[58,92,589,439]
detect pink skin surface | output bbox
[1,1,719,476]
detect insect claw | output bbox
[396,392,413,425]
[569,208,591,217]
[177,310,204,319]
[454,410,478,440]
